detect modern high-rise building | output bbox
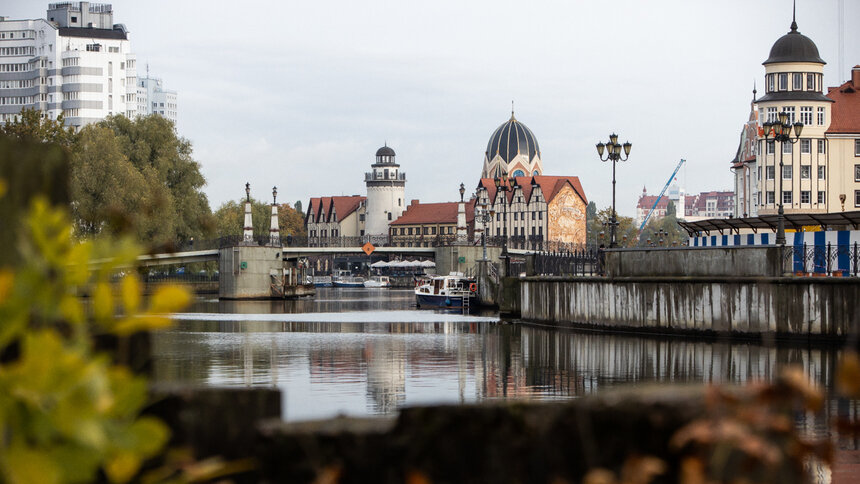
[0,2,138,127]
[136,73,177,125]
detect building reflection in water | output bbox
[152,315,853,437]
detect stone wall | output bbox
[434,245,501,276]
[219,245,283,299]
[605,246,786,278]
[521,276,858,340]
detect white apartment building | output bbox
[137,74,177,125]
[0,2,137,127]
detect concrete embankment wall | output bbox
[521,276,858,339]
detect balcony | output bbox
[365,172,407,182]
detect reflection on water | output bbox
[153,288,854,429]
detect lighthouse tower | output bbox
[365,144,406,236]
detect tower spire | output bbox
[790,0,798,32]
[511,100,515,119]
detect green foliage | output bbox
[213,199,307,239]
[0,191,191,483]
[0,108,76,147]
[666,200,676,217]
[293,200,303,215]
[638,212,687,247]
[586,206,638,248]
[69,115,214,247]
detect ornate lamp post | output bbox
[476,200,495,261]
[272,186,278,204]
[493,167,510,275]
[459,182,465,202]
[762,112,803,245]
[596,134,632,248]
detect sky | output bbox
[4,0,860,217]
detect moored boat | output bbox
[333,275,365,287]
[364,275,391,288]
[414,272,477,309]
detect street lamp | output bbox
[272,186,278,205]
[245,182,251,202]
[762,112,803,245]
[476,200,495,261]
[459,182,465,203]
[493,166,510,275]
[596,133,632,248]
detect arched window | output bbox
[533,170,539,176]
[512,169,525,177]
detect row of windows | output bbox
[495,226,544,237]
[0,46,35,57]
[761,165,826,180]
[765,72,822,93]
[0,63,31,72]
[0,31,34,40]
[492,211,543,222]
[761,191,826,205]
[0,96,34,105]
[62,57,79,67]
[391,226,456,236]
[0,79,34,89]
[763,106,825,126]
[764,138,826,155]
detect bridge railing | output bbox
[533,248,600,276]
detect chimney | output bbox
[410,199,419,206]
[853,65,860,89]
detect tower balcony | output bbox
[365,172,407,182]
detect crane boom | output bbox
[638,158,686,233]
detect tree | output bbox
[294,200,303,215]
[587,206,638,248]
[0,108,76,147]
[638,212,688,247]
[666,200,677,217]
[213,199,307,239]
[70,115,214,246]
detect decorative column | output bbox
[456,182,467,244]
[270,186,280,247]
[243,182,254,244]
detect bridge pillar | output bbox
[219,245,284,299]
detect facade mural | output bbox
[548,184,587,245]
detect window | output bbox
[818,191,826,204]
[818,166,826,179]
[767,107,777,122]
[800,139,810,154]
[766,141,775,154]
[513,212,518,221]
[531,212,536,220]
[818,139,826,154]
[807,73,815,91]
[767,74,775,92]
[856,140,860,156]
[801,191,810,204]
[408,227,413,235]
[387,213,392,220]
[778,73,788,90]
[783,191,792,204]
[767,191,775,204]
[793,73,802,90]
[782,165,792,179]
[856,190,860,208]
[766,166,775,180]
[431,227,436,235]
[800,107,812,125]
[817,107,825,126]
[783,106,795,123]
[71,16,77,23]
[782,142,792,154]
[538,211,542,220]
[800,165,811,179]
[856,164,860,182]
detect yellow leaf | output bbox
[120,273,141,314]
[114,315,172,336]
[59,295,84,326]
[93,282,113,322]
[105,451,142,484]
[0,177,7,198]
[128,417,170,457]
[837,351,860,398]
[149,285,191,314]
[0,269,13,304]
[4,444,62,484]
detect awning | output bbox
[678,210,860,236]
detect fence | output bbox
[786,242,860,276]
[181,235,593,251]
[533,249,600,276]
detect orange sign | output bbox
[362,242,375,255]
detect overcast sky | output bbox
[5,0,860,216]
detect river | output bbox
[152,287,854,435]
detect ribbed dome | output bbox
[375,145,396,157]
[763,21,825,65]
[485,114,540,164]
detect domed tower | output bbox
[755,6,833,215]
[481,110,543,179]
[365,144,406,236]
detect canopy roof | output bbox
[678,211,860,236]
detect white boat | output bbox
[364,275,391,288]
[415,272,477,309]
[332,275,365,287]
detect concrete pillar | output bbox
[243,201,254,244]
[456,201,467,243]
[270,203,280,246]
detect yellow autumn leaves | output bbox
[0,190,191,484]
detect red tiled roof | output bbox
[826,76,860,134]
[391,201,474,226]
[306,195,365,223]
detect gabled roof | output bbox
[826,72,860,134]
[475,175,587,206]
[306,195,365,223]
[390,201,474,226]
